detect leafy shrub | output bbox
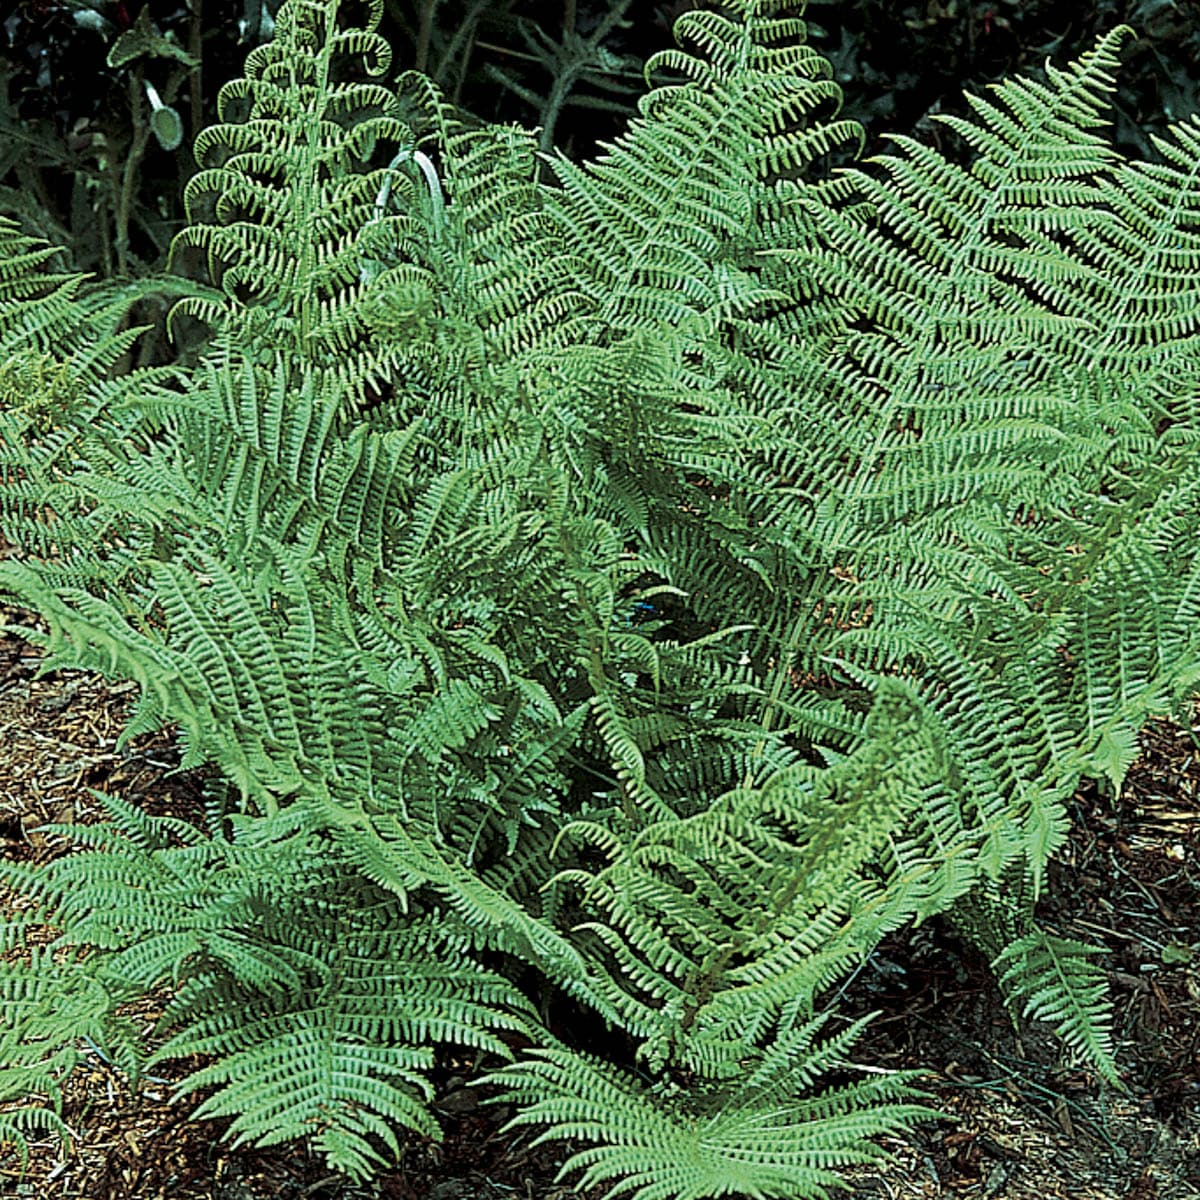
[3,0,1199,1194]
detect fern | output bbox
[994,930,1119,1087]
[0,947,123,1169]
[2,0,1198,1194]
[489,1014,930,1200]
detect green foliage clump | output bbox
[2,0,1199,1195]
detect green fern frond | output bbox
[994,929,1119,1086]
[159,939,532,1178]
[487,1015,931,1200]
[0,945,140,1167]
[170,0,412,393]
[545,6,860,336]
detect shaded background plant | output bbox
[4,0,1199,280]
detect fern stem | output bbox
[434,0,489,93]
[187,0,204,147]
[415,0,440,75]
[115,68,153,276]
[537,0,636,156]
[743,606,809,789]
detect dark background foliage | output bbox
[2,0,1198,278]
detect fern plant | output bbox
[2,0,1199,1195]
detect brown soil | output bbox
[1,606,1197,1200]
